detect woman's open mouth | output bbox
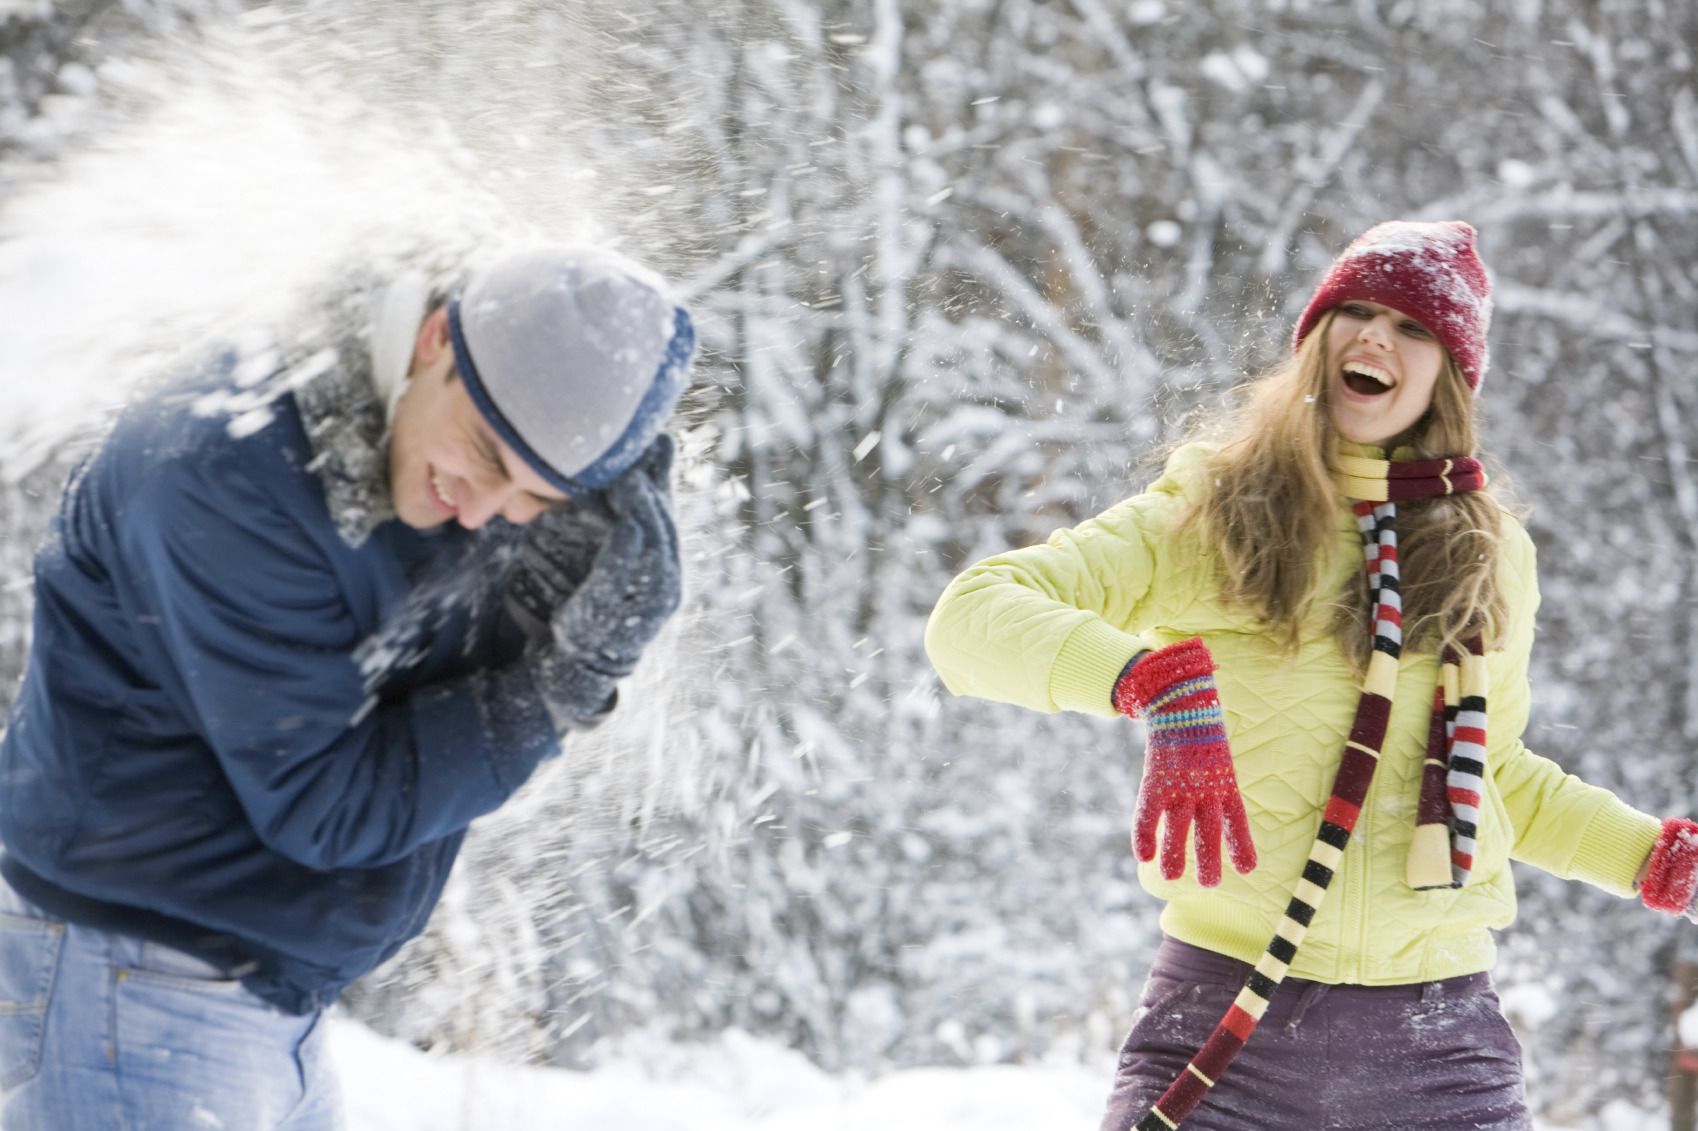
[1341,359,1394,397]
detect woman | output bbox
[924,221,1698,1131]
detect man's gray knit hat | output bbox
[445,246,694,499]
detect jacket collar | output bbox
[292,278,428,548]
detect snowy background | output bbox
[0,0,1695,1127]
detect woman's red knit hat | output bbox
[1293,220,1494,392]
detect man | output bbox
[0,246,693,1128]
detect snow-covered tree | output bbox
[3,0,1697,1121]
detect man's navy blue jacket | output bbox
[0,356,560,1014]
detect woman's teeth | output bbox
[1342,361,1393,394]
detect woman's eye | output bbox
[1340,304,1370,318]
[1401,322,1430,337]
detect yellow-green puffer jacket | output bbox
[924,442,1660,985]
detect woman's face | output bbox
[1324,300,1448,447]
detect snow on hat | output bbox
[446,246,694,499]
[1293,220,1493,391]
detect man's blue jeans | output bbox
[0,880,342,1130]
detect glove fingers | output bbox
[586,519,646,597]
[608,439,672,517]
[1160,797,1194,882]
[1223,794,1259,875]
[517,542,584,597]
[636,535,682,623]
[605,467,681,624]
[1131,789,1161,863]
[555,518,645,640]
[631,509,675,618]
[640,431,676,490]
[615,465,672,540]
[1193,804,1223,888]
[511,506,612,615]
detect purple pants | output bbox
[1099,938,1531,1131]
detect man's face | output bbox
[388,306,571,530]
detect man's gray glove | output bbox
[504,495,615,643]
[526,434,681,727]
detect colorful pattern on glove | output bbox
[1115,637,1257,888]
[1642,817,1698,916]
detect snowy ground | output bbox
[330,1017,1665,1131]
[331,1017,1110,1131]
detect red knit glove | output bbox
[1641,817,1698,921]
[1114,638,1257,887]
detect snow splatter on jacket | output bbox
[925,442,1661,986]
[0,348,563,1014]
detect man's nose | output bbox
[456,481,512,531]
[460,482,545,530]
[456,499,498,530]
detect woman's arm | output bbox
[1489,518,1663,896]
[924,445,1208,718]
[1497,743,1661,897]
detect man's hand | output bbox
[504,497,615,643]
[529,434,682,726]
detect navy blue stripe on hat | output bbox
[569,306,695,490]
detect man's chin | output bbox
[394,501,452,531]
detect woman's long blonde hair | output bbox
[1183,309,1510,665]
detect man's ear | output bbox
[412,305,453,369]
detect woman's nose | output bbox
[1357,317,1394,349]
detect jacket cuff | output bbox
[475,662,566,794]
[1120,637,1215,715]
[1048,617,1151,719]
[1566,797,1663,898]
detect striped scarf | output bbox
[1134,453,1488,1131]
